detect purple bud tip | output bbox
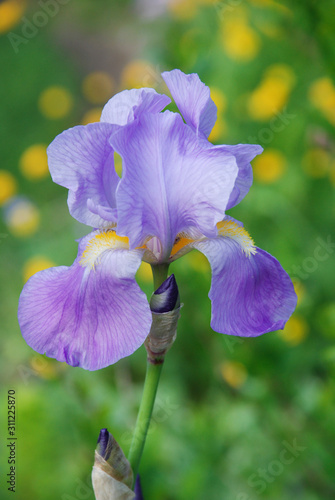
[134,474,144,499]
[155,274,176,294]
[97,428,111,459]
[150,274,180,313]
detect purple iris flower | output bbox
[18,69,297,370]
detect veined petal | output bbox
[217,144,263,209]
[162,69,217,138]
[48,123,119,228]
[18,232,151,370]
[194,219,297,336]
[101,88,171,125]
[110,111,238,257]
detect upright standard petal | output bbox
[110,111,238,257]
[48,123,119,228]
[18,232,152,370]
[194,219,297,336]
[219,144,263,209]
[101,88,171,125]
[162,69,217,138]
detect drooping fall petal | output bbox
[18,232,152,370]
[194,220,297,336]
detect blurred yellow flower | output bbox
[221,360,247,389]
[279,315,308,346]
[188,250,210,273]
[0,0,26,34]
[121,60,159,89]
[5,197,40,237]
[168,0,197,20]
[309,77,335,126]
[0,170,17,206]
[266,64,296,87]
[292,279,306,306]
[253,149,286,183]
[136,261,153,284]
[38,86,73,119]
[82,72,114,105]
[222,18,260,62]
[208,117,227,142]
[114,152,122,178]
[302,148,330,178]
[248,64,295,120]
[210,87,226,114]
[30,356,58,380]
[23,255,55,283]
[19,144,49,180]
[81,107,102,125]
[196,0,218,4]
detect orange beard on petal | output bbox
[169,235,194,259]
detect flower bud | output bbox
[92,428,135,500]
[134,475,143,500]
[149,274,180,313]
[145,275,181,363]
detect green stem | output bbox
[151,262,170,290]
[128,264,169,485]
[128,361,163,482]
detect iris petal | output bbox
[101,88,171,125]
[218,144,263,209]
[18,233,151,370]
[162,69,217,138]
[194,230,297,336]
[48,123,119,228]
[110,111,238,257]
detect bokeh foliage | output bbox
[0,1,334,499]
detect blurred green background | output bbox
[1,0,335,499]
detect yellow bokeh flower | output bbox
[136,261,153,284]
[265,64,296,88]
[5,197,40,237]
[248,64,295,121]
[221,360,247,389]
[114,152,122,178]
[253,149,286,183]
[30,356,59,380]
[0,0,26,34]
[279,315,308,346]
[0,170,17,206]
[19,144,49,180]
[188,251,210,273]
[81,108,102,125]
[23,255,55,283]
[121,60,159,89]
[292,279,306,306]
[196,0,218,5]
[208,117,227,143]
[168,0,198,20]
[210,87,227,114]
[302,148,330,178]
[82,72,114,105]
[38,86,73,119]
[222,18,260,62]
[308,77,335,126]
